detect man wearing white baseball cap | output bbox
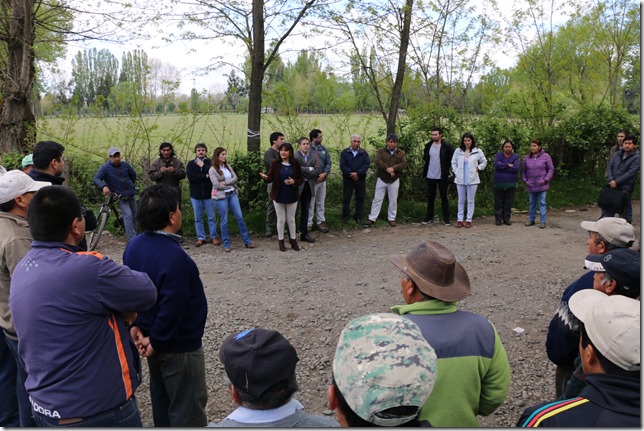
[0,170,50,427]
[518,289,639,427]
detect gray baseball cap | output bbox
[580,217,634,248]
[332,313,437,426]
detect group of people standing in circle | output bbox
[191,128,558,254]
[424,127,554,229]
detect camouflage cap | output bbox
[333,313,437,426]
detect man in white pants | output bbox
[308,129,331,233]
[363,134,407,228]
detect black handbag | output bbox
[597,186,628,213]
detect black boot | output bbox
[278,240,286,252]
[289,238,300,251]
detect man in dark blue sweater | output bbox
[123,184,208,427]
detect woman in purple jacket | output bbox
[521,139,554,228]
[493,140,520,226]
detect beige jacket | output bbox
[0,212,31,334]
[208,165,239,200]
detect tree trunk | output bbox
[0,0,36,154]
[386,0,413,135]
[246,0,264,153]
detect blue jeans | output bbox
[213,192,252,248]
[0,331,19,427]
[190,198,219,240]
[118,198,137,240]
[32,396,142,427]
[5,334,35,426]
[147,348,207,427]
[528,191,547,223]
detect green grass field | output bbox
[37,112,389,162]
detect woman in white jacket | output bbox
[451,132,487,228]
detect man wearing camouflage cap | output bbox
[389,240,510,427]
[328,313,437,427]
[211,328,338,427]
[518,290,640,427]
[546,217,635,397]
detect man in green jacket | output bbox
[389,240,510,426]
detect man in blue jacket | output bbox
[339,134,370,225]
[124,183,208,427]
[9,185,157,427]
[93,147,138,240]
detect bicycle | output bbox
[88,193,124,251]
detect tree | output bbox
[224,69,248,111]
[328,0,414,135]
[0,0,71,152]
[71,48,119,110]
[156,0,322,152]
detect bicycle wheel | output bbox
[88,210,109,251]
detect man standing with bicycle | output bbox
[93,147,138,240]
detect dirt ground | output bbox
[94,201,640,427]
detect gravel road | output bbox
[94,202,640,427]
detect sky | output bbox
[56,0,574,96]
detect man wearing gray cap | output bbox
[518,290,640,427]
[328,313,437,427]
[546,217,635,397]
[93,147,138,240]
[211,328,338,427]
[0,171,49,427]
[388,240,510,427]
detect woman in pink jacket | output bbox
[521,139,554,229]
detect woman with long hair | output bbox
[450,132,487,228]
[521,139,554,229]
[209,147,254,252]
[493,139,520,226]
[260,142,304,251]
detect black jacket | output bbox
[517,373,640,427]
[422,140,453,180]
[187,157,214,200]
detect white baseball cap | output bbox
[0,170,51,205]
[569,289,640,371]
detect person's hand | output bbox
[317,172,327,182]
[285,177,294,185]
[609,180,617,188]
[167,166,174,173]
[259,172,268,180]
[160,166,167,173]
[350,172,358,181]
[508,164,514,168]
[139,337,156,357]
[130,326,146,355]
[102,186,110,196]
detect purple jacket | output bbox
[521,150,554,193]
[493,152,520,185]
